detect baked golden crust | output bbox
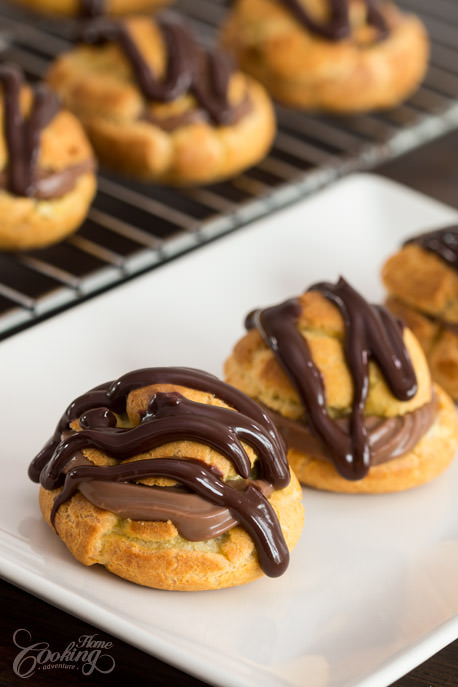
[0,90,97,251]
[382,243,458,321]
[224,290,458,492]
[0,173,96,251]
[46,18,276,185]
[220,0,429,112]
[38,383,304,591]
[382,243,458,401]
[11,0,170,16]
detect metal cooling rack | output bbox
[1,0,458,339]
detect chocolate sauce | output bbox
[81,19,245,125]
[278,0,388,41]
[29,368,290,577]
[0,65,60,198]
[405,226,458,272]
[245,278,418,481]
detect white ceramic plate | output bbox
[2,174,458,687]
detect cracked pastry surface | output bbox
[220,0,429,112]
[0,65,97,251]
[46,17,276,185]
[382,225,458,401]
[10,0,170,17]
[225,278,458,493]
[30,368,304,591]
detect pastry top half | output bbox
[12,0,170,17]
[225,277,457,489]
[221,0,429,112]
[30,367,304,590]
[0,64,97,251]
[46,17,276,184]
[382,226,458,323]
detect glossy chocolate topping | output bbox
[404,225,458,272]
[0,158,95,200]
[278,0,388,41]
[29,368,290,577]
[0,65,60,198]
[82,19,246,125]
[245,278,419,481]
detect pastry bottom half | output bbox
[288,384,457,493]
[39,471,304,591]
[0,172,96,251]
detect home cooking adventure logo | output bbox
[12,628,116,678]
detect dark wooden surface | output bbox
[2,131,458,687]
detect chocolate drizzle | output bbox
[0,65,60,198]
[278,0,389,41]
[29,367,290,577]
[405,225,458,272]
[81,19,245,125]
[245,278,418,481]
[0,158,96,200]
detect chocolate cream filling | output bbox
[0,158,95,200]
[140,91,253,132]
[424,313,458,336]
[65,454,274,540]
[79,0,105,18]
[260,395,437,467]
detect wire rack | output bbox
[1,0,458,339]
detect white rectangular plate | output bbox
[1,174,458,687]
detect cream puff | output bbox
[221,0,429,112]
[46,17,276,185]
[383,225,458,402]
[225,278,458,493]
[0,64,97,251]
[29,367,304,590]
